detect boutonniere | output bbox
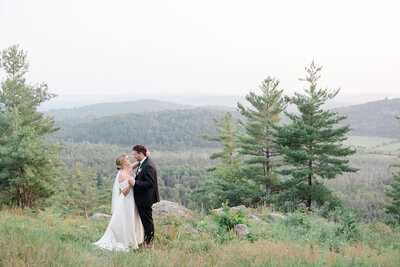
[138,168,142,174]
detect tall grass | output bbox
[1,207,400,266]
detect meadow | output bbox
[344,136,400,151]
[1,205,400,267]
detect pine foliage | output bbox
[273,61,357,210]
[0,45,62,209]
[237,76,287,200]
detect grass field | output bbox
[1,207,400,266]
[344,136,399,149]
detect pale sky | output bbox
[1,0,399,105]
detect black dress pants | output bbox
[137,205,154,244]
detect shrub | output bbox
[213,201,247,231]
[335,212,360,241]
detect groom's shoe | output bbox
[145,241,154,250]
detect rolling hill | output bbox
[333,98,400,138]
[45,99,194,120]
[47,98,400,151]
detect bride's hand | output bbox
[128,177,135,186]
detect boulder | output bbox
[234,224,250,236]
[248,214,267,224]
[211,205,248,214]
[90,213,112,220]
[268,213,286,220]
[153,200,193,219]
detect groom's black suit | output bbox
[133,157,160,244]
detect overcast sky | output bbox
[1,0,399,104]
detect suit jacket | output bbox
[133,157,160,207]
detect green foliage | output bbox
[2,207,400,266]
[51,108,238,151]
[335,98,400,139]
[335,212,360,241]
[237,76,287,200]
[213,201,247,231]
[45,99,192,120]
[0,45,62,209]
[196,112,257,208]
[273,61,357,210]
[56,163,99,219]
[284,212,312,232]
[385,116,400,224]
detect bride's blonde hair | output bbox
[115,154,127,170]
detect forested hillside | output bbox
[334,98,400,138]
[49,98,400,152]
[45,99,193,121]
[50,108,240,151]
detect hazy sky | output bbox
[1,0,399,102]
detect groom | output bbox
[129,144,160,246]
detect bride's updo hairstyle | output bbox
[115,154,127,170]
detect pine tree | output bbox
[60,163,99,219]
[273,61,357,210]
[385,116,400,224]
[237,77,287,201]
[0,45,62,209]
[195,112,255,208]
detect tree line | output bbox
[1,45,400,226]
[197,61,400,225]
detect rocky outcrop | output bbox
[153,200,194,219]
[248,214,267,224]
[211,205,249,214]
[268,213,286,220]
[234,224,250,236]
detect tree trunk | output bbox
[266,148,271,198]
[307,159,312,210]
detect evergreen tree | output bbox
[237,77,287,201]
[385,116,400,224]
[195,112,255,208]
[0,45,61,209]
[273,61,357,210]
[60,163,99,219]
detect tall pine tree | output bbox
[273,61,357,210]
[0,45,61,209]
[195,112,255,208]
[385,115,400,224]
[237,77,287,201]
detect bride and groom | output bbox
[93,144,160,251]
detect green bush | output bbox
[335,212,360,241]
[213,201,246,231]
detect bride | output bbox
[93,154,144,251]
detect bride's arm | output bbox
[129,162,140,170]
[119,173,134,196]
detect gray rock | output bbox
[153,200,193,219]
[234,224,250,236]
[268,213,286,220]
[211,205,248,214]
[248,214,267,224]
[90,213,111,220]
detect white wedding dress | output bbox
[93,171,144,251]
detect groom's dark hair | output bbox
[132,144,147,156]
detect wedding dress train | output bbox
[93,172,144,251]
